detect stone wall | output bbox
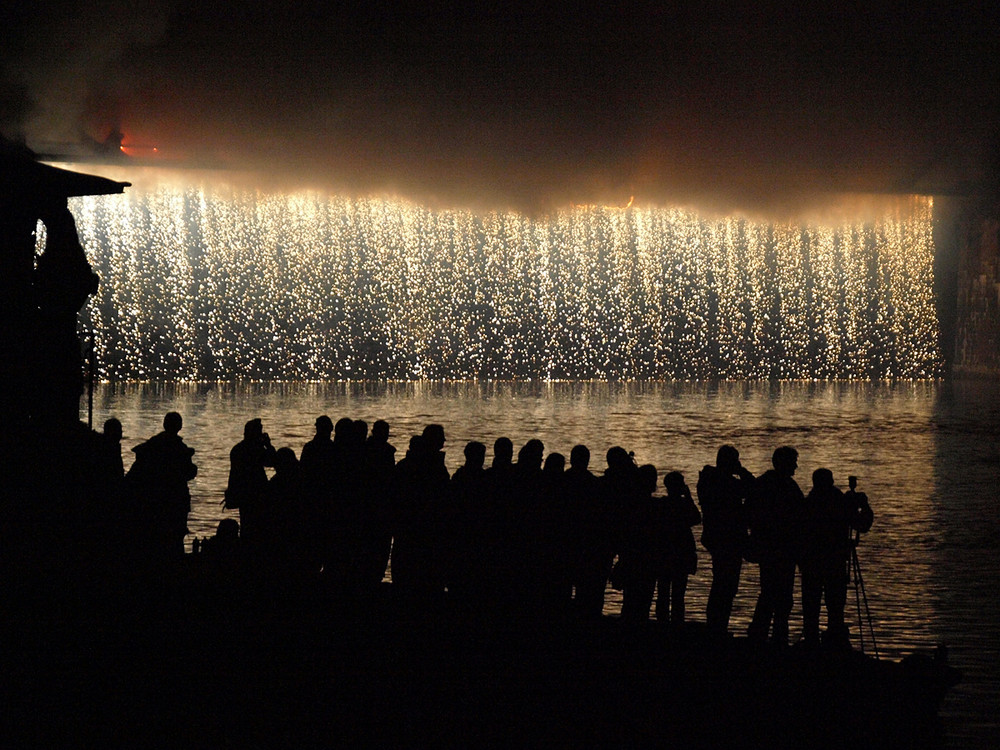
[951,199,1000,376]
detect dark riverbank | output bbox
[1,560,958,750]
[5,379,996,747]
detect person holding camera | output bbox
[225,417,276,546]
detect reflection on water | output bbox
[930,382,1000,747]
[88,380,1000,747]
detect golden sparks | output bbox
[68,188,941,381]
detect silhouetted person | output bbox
[318,416,360,578]
[390,429,449,596]
[422,424,448,473]
[536,451,571,609]
[358,419,396,586]
[801,470,874,649]
[81,417,126,568]
[200,518,241,559]
[480,437,515,601]
[98,418,125,482]
[656,471,701,627]
[592,446,637,616]
[420,424,450,592]
[451,441,487,488]
[746,446,804,646]
[95,418,126,526]
[300,414,336,501]
[509,438,545,611]
[198,518,243,583]
[299,416,336,574]
[617,464,661,623]
[126,412,197,563]
[490,437,514,474]
[698,445,755,638]
[445,440,488,600]
[257,447,307,578]
[334,416,354,444]
[543,452,564,473]
[365,419,396,479]
[224,418,276,546]
[390,435,425,591]
[353,418,369,444]
[367,420,395,460]
[301,415,336,474]
[565,444,606,617]
[331,418,371,584]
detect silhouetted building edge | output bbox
[942,196,1000,377]
[1,137,130,427]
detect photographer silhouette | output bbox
[801,470,875,651]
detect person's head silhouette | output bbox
[314,415,333,437]
[353,419,368,444]
[163,412,182,435]
[716,444,740,473]
[518,439,544,471]
[664,470,686,496]
[463,441,486,469]
[606,446,632,473]
[493,437,513,466]
[422,424,446,453]
[274,446,298,476]
[772,446,798,478]
[334,417,353,441]
[215,518,240,541]
[812,467,834,489]
[244,418,263,440]
[372,419,390,443]
[544,452,565,474]
[103,417,122,442]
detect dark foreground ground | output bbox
[0,558,959,750]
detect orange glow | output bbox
[120,142,161,158]
[575,195,636,210]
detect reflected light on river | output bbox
[82,360,1000,747]
[91,381,944,652]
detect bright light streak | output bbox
[68,187,942,381]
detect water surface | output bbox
[89,379,1000,747]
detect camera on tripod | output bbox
[845,473,878,657]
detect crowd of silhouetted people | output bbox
[89,412,873,648]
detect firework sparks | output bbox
[67,185,941,381]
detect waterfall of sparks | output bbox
[67,187,941,380]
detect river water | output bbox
[88,379,1000,747]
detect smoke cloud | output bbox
[4,2,999,215]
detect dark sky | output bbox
[3,1,999,213]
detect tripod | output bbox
[848,531,879,659]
